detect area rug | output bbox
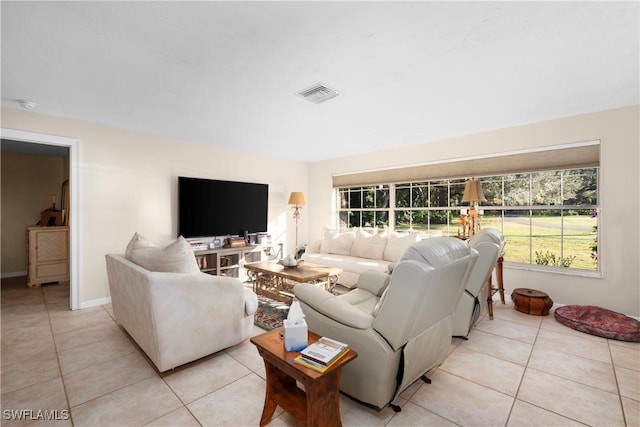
[254,296,290,331]
[554,305,640,342]
[252,285,352,330]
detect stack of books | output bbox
[189,241,208,251]
[224,237,246,248]
[294,336,349,372]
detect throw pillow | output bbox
[125,233,200,274]
[320,224,333,238]
[320,229,356,255]
[125,232,152,256]
[319,227,334,253]
[351,228,387,260]
[125,232,156,264]
[383,231,421,262]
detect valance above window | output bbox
[333,141,600,187]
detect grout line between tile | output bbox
[506,319,541,426]
[3,277,635,427]
[608,340,629,427]
[44,287,76,427]
[514,322,620,426]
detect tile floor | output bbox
[1,276,639,426]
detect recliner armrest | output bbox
[293,284,375,329]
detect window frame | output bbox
[335,167,600,274]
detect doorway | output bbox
[1,129,79,309]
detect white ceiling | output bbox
[2,1,638,162]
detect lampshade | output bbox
[461,179,486,203]
[288,192,306,206]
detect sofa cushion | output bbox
[303,252,391,277]
[320,229,356,255]
[125,233,200,274]
[338,288,381,315]
[351,228,387,260]
[383,231,421,262]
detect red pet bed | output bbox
[554,305,640,342]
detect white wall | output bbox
[4,106,638,316]
[2,107,308,305]
[308,106,640,316]
[1,151,66,274]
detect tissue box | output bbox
[283,319,308,351]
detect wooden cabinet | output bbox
[27,226,70,287]
[193,244,262,282]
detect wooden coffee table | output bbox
[245,261,342,304]
[251,327,357,427]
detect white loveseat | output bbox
[302,228,423,288]
[105,234,258,372]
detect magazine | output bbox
[294,352,346,373]
[299,336,349,366]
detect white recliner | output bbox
[293,237,478,410]
[451,228,506,338]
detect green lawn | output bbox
[415,214,598,270]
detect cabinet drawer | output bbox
[36,231,69,262]
[36,262,69,279]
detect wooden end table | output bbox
[245,261,342,304]
[487,255,505,319]
[250,327,357,427]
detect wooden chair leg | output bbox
[487,256,505,320]
[496,256,505,304]
[487,275,494,320]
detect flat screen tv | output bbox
[178,177,268,238]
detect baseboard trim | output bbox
[1,271,27,278]
[80,296,112,309]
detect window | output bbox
[337,185,390,232]
[335,168,599,272]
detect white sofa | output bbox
[105,234,258,372]
[302,228,423,288]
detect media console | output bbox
[193,244,262,282]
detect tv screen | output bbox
[178,177,268,238]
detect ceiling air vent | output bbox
[296,83,341,104]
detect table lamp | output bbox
[462,179,486,237]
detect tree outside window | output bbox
[335,167,599,272]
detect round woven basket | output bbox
[511,288,553,316]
